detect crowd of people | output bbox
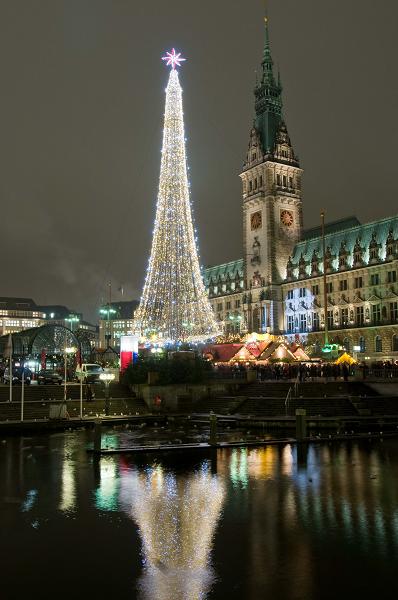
[212,360,398,381]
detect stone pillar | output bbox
[209,412,217,446]
[295,408,307,441]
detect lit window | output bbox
[299,313,307,332]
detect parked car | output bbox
[37,369,63,385]
[75,363,104,383]
[3,367,32,385]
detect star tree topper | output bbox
[162,48,186,70]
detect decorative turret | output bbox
[311,249,320,276]
[244,126,264,168]
[369,232,380,264]
[298,253,307,278]
[386,228,397,259]
[273,121,300,167]
[338,240,348,270]
[353,237,364,267]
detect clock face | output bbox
[280,209,294,228]
[250,211,262,230]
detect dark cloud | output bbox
[1,0,397,321]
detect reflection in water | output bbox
[21,489,38,512]
[2,430,398,600]
[94,458,119,511]
[59,461,76,513]
[128,461,225,600]
[59,436,77,514]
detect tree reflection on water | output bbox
[128,461,225,599]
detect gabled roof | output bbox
[258,341,297,362]
[258,341,279,360]
[203,343,243,362]
[232,346,257,361]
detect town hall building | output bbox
[204,18,398,362]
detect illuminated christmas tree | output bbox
[133,49,220,344]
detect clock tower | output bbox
[240,17,303,333]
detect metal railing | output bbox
[285,374,300,416]
[285,386,292,416]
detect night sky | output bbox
[1,0,397,322]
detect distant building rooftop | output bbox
[0,297,39,311]
[37,304,81,319]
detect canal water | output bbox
[1,426,398,599]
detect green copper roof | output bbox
[291,214,398,277]
[302,216,361,241]
[254,18,283,154]
[204,259,244,286]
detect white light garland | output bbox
[133,58,220,344]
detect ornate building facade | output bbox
[205,18,398,362]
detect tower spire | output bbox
[253,14,282,154]
[261,14,275,84]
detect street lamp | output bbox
[64,346,76,402]
[99,372,115,416]
[65,314,80,333]
[99,307,117,348]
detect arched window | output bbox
[392,335,398,352]
[375,336,382,353]
[343,337,351,353]
[359,336,366,353]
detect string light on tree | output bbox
[133,49,220,344]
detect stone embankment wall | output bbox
[131,381,238,412]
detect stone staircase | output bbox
[191,381,382,419]
[0,382,132,403]
[352,397,398,417]
[241,381,377,399]
[0,396,148,421]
